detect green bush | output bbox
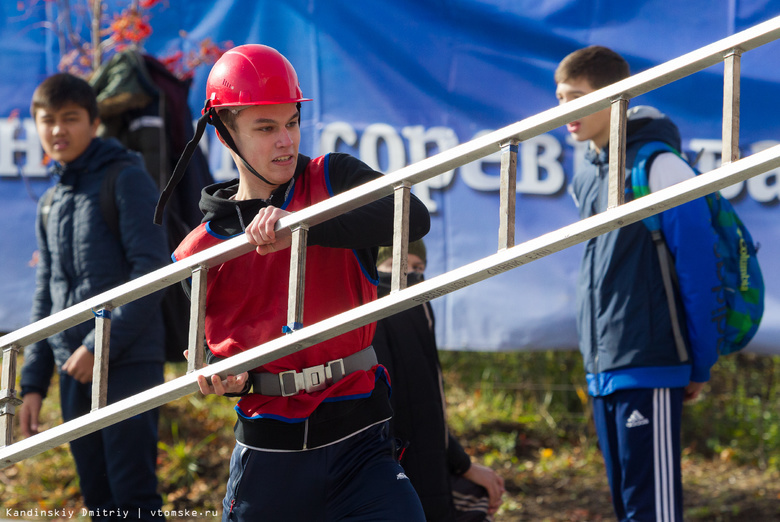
[683,352,780,468]
[440,350,780,471]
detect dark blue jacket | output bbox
[571,107,720,397]
[21,138,169,398]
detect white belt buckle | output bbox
[326,358,345,383]
[303,364,327,393]
[278,370,300,397]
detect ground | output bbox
[3,402,779,521]
[2,356,779,521]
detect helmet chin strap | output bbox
[154,105,281,225]
[207,108,279,187]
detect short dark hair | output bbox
[217,108,240,131]
[30,73,99,122]
[554,46,630,90]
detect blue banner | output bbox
[1,1,779,353]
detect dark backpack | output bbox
[629,141,765,355]
[39,162,189,363]
[87,50,215,362]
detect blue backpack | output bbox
[629,141,764,355]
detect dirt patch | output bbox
[489,449,780,521]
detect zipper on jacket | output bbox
[591,167,607,397]
[590,251,600,396]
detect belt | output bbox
[250,346,377,397]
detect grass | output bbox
[440,350,780,521]
[2,351,780,521]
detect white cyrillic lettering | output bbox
[460,130,502,191]
[319,121,358,153]
[0,118,47,177]
[518,134,564,195]
[688,138,723,173]
[747,140,779,203]
[461,132,566,196]
[359,123,405,173]
[688,138,746,199]
[214,145,239,181]
[402,125,459,212]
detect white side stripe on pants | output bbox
[653,388,675,522]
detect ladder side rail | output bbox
[3,143,779,468]
[284,14,780,231]
[0,257,207,354]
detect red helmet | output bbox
[156,45,310,225]
[204,44,311,111]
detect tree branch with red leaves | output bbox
[18,0,230,79]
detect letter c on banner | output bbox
[320,121,358,153]
[359,123,406,174]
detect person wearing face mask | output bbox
[373,240,505,521]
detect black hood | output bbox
[586,106,682,167]
[198,154,309,235]
[625,106,681,151]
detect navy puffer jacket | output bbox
[21,138,169,397]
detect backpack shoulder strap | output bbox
[629,141,682,231]
[631,140,690,363]
[630,141,679,197]
[100,161,135,238]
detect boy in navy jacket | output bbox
[19,73,168,520]
[555,46,720,521]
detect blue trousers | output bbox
[60,362,164,522]
[592,388,684,522]
[222,422,425,521]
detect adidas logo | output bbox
[626,410,650,428]
[396,472,409,480]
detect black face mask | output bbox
[378,271,425,285]
[377,270,425,298]
[407,271,425,287]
